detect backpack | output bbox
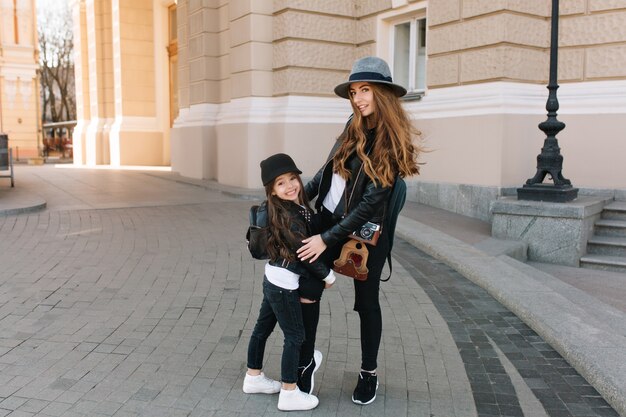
[381,176,407,281]
[246,201,269,260]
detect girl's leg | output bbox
[269,284,319,411]
[263,280,305,384]
[247,282,278,371]
[244,278,282,395]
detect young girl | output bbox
[243,153,336,411]
[297,56,422,405]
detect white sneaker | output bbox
[277,387,319,411]
[243,372,281,394]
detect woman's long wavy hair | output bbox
[332,83,422,187]
[265,173,311,262]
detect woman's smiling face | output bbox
[349,82,377,118]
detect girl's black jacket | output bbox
[305,128,393,248]
[267,201,331,281]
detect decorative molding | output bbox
[18,77,32,109]
[0,62,38,77]
[407,81,626,119]
[218,96,350,125]
[111,116,162,132]
[4,79,17,108]
[173,97,350,128]
[392,0,409,9]
[171,80,626,129]
[173,103,220,127]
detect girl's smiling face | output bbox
[349,82,377,118]
[272,172,301,203]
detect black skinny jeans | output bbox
[248,277,305,383]
[299,208,390,371]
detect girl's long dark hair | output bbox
[265,174,311,262]
[333,83,422,187]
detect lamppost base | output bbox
[517,184,579,202]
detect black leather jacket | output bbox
[305,128,393,248]
[268,201,331,281]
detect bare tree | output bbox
[38,0,75,123]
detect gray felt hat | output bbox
[334,56,407,99]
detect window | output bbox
[392,17,426,96]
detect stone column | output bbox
[170,0,223,179]
[108,0,165,166]
[71,0,91,165]
[84,0,113,165]
[215,0,276,187]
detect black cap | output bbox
[260,153,302,186]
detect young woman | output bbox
[243,153,336,411]
[297,56,422,405]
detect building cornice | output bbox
[172,80,626,128]
[411,81,626,119]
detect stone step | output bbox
[602,201,626,221]
[586,235,626,257]
[594,219,626,237]
[580,254,626,273]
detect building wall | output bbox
[72,0,171,167]
[406,0,626,219]
[0,0,40,160]
[72,0,626,220]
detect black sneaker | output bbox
[352,371,379,405]
[297,350,322,394]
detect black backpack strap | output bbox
[381,252,393,282]
[380,176,406,283]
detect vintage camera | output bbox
[352,221,381,244]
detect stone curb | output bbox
[396,215,626,417]
[0,189,47,216]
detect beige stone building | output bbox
[0,0,40,160]
[72,0,626,220]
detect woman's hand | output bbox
[297,234,327,263]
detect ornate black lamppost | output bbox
[517,0,578,202]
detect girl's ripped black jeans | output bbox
[247,277,305,383]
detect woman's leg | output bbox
[352,236,389,405]
[297,276,325,367]
[299,301,320,366]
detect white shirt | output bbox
[322,172,346,213]
[265,263,336,289]
[265,263,299,290]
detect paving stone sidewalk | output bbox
[0,166,621,416]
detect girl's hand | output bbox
[297,234,327,263]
